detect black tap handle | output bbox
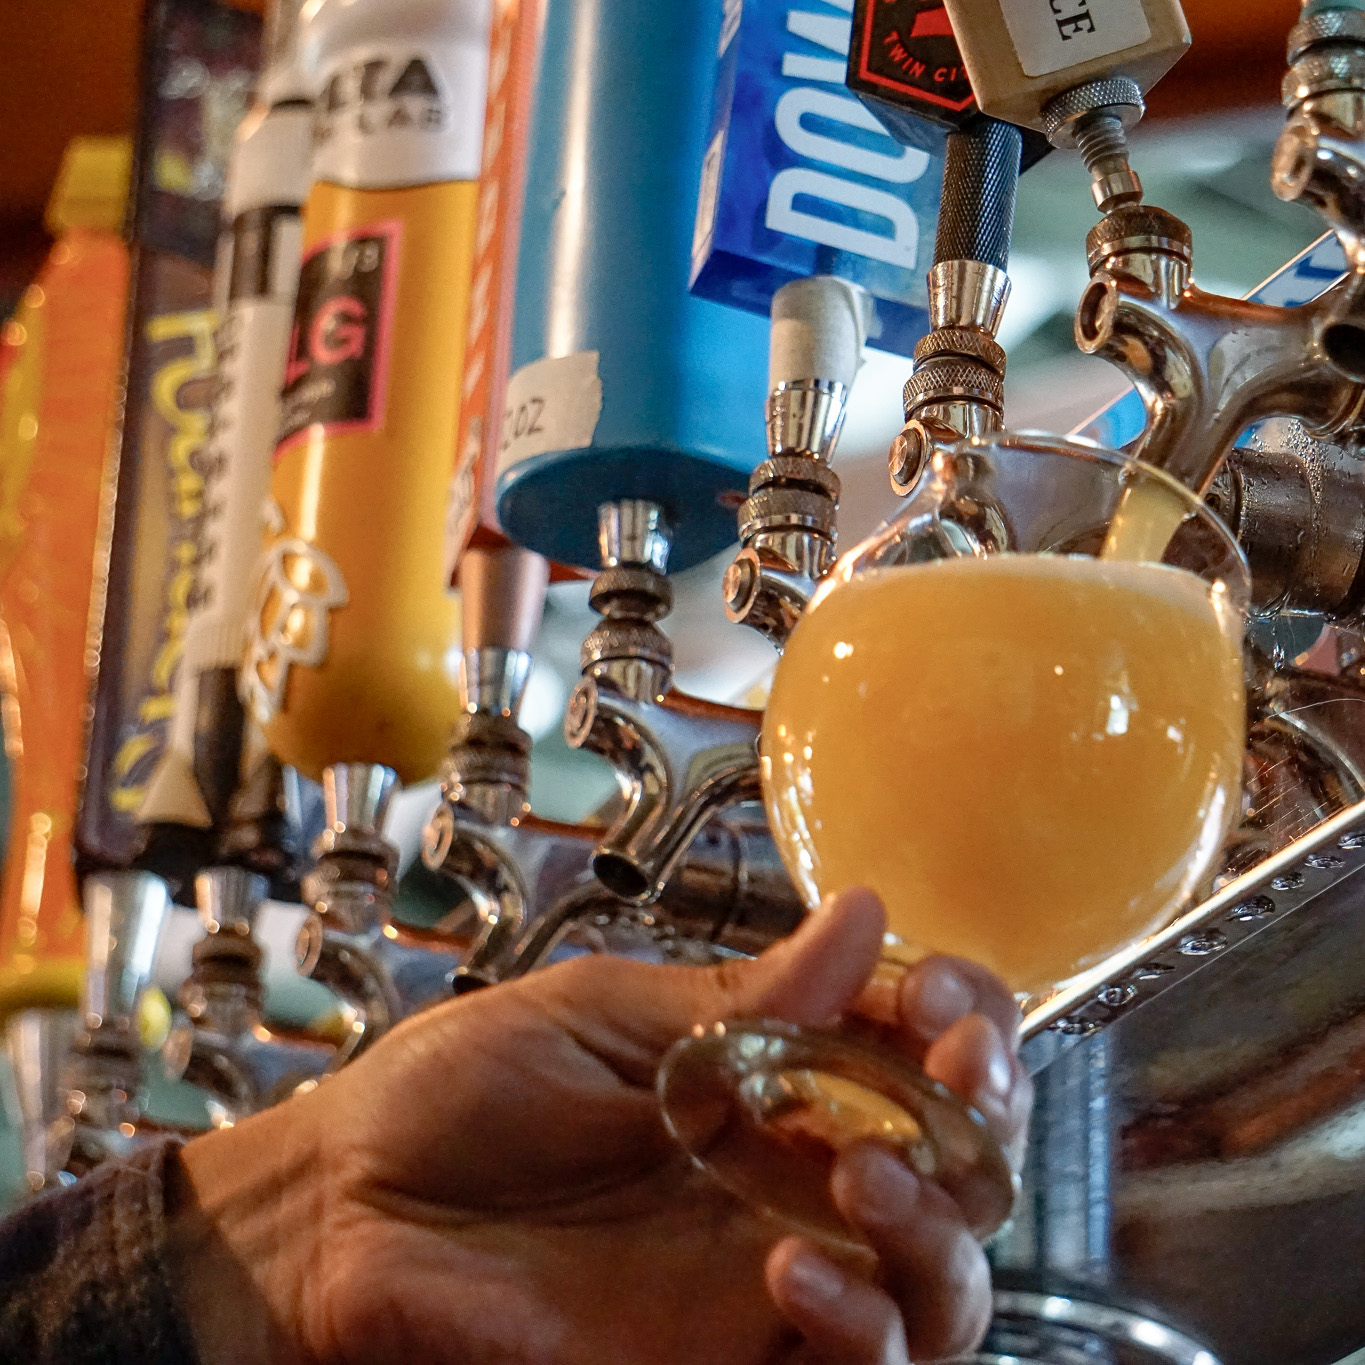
[933,114,1022,272]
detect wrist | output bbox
[166,1091,327,1365]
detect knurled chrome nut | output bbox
[913,327,1007,375]
[1284,48,1365,104]
[452,709,532,757]
[1085,204,1193,272]
[450,750,530,792]
[579,620,673,670]
[587,564,672,620]
[746,456,841,500]
[1289,10,1365,63]
[311,825,396,869]
[902,359,1004,415]
[1042,77,1145,146]
[739,487,837,539]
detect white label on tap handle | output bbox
[1000,0,1152,78]
[496,351,604,476]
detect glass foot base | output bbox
[658,1018,1016,1246]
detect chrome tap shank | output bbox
[62,871,172,1176]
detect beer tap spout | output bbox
[563,501,763,907]
[298,763,464,1062]
[566,684,762,905]
[163,866,335,1124]
[430,809,804,988]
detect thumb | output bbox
[528,887,887,1088]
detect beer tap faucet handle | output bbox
[727,278,870,648]
[1071,5,1365,495]
[444,543,549,827]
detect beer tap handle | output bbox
[726,278,870,649]
[932,115,1022,277]
[459,543,550,717]
[891,118,1022,493]
[431,543,550,831]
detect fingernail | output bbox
[908,960,975,1038]
[978,1023,1014,1104]
[782,1248,845,1306]
[813,891,842,919]
[836,1143,921,1225]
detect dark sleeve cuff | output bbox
[0,1136,202,1364]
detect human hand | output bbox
[171,888,1031,1364]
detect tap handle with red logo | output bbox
[846,2,1051,163]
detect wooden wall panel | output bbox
[1151,0,1304,118]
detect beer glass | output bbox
[659,434,1250,1244]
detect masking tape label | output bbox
[1000,0,1151,78]
[497,352,604,476]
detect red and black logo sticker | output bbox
[847,0,976,127]
[277,220,400,451]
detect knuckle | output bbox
[707,955,756,1011]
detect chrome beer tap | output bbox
[297,763,464,1061]
[60,872,172,1178]
[435,542,550,831]
[564,501,764,906]
[723,277,870,648]
[422,540,570,987]
[1070,9,1365,497]
[432,803,804,988]
[424,544,803,983]
[4,1009,78,1193]
[163,866,335,1126]
[1064,9,1365,879]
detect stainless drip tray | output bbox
[1000,797,1365,1364]
[1021,798,1365,1067]
[964,1291,1224,1364]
